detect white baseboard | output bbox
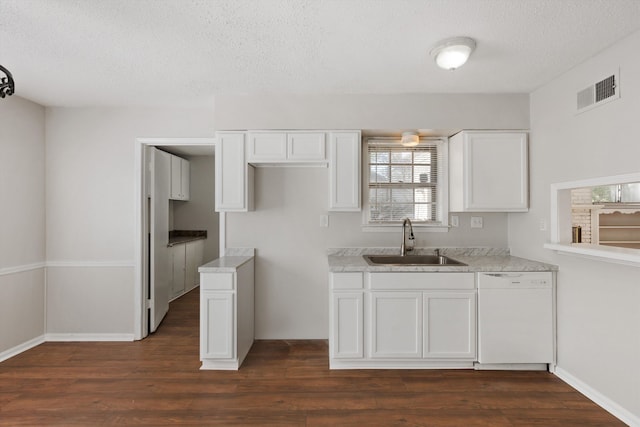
[554,366,639,426]
[0,335,46,363]
[45,333,135,342]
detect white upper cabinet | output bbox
[247,132,287,162]
[215,132,255,212]
[328,131,361,211]
[248,131,326,164]
[170,155,189,201]
[449,131,528,212]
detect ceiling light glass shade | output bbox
[430,37,476,70]
[401,131,420,147]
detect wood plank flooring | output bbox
[0,288,624,426]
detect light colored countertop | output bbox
[198,248,255,273]
[327,248,557,273]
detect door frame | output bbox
[133,137,224,340]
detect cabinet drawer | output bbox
[201,273,235,290]
[330,272,364,290]
[369,272,474,290]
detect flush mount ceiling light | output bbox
[430,37,476,70]
[401,131,420,147]
[0,65,15,98]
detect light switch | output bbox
[450,215,459,227]
[470,216,483,229]
[539,219,547,231]
[320,215,329,228]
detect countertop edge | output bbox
[328,255,558,273]
[199,256,253,272]
[168,235,207,247]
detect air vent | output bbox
[576,71,620,114]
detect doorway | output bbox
[134,138,224,340]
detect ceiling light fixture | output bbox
[0,65,15,98]
[401,131,420,147]
[430,37,476,71]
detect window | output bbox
[364,138,448,227]
[546,173,640,267]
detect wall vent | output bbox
[576,70,620,114]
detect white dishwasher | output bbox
[477,272,553,368]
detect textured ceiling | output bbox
[1,0,640,107]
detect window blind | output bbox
[367,140,439,223]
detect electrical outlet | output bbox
[320,215,329,228]
[470,216,483,229]
[450,215,459,227]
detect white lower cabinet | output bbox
[329,271,476,369]
[200,258,254,370]
[423,292,476,359]
[331,292,363,359]
[200,292,234,359]
[370,292,423,359]
[169,239,204,300]
[170,245,186,299]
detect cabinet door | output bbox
[171,245,186,298]
[180,158,190,200]
[287,132,326,161]
[423,292,476,359]
[247,132,287,162]
[170,155,182,200]
[331,292,363,359]
[215,132,253,211]
[170,155,189,200]
[329,131,361,211]
[200,291,235,359]
[450,131,528,212]
[370,292,422,358]
[185,240,204,292]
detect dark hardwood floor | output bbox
[0,288,624,426]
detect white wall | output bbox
[215,93,529,130]
[45,107,214,336]
[173,155,219,263]
[509,30,640,421]
[0,96,46,355]
[223,93,529,339]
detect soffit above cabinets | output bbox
[362,129,460,139]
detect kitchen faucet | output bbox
[400,218,415,256]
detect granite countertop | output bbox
[327,248,557,273]
[198,248,255,273]
[168,230,207,247]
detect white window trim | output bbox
[545,172,640,267]
[361,137,449,232]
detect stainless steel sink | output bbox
[363,254,467,266]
